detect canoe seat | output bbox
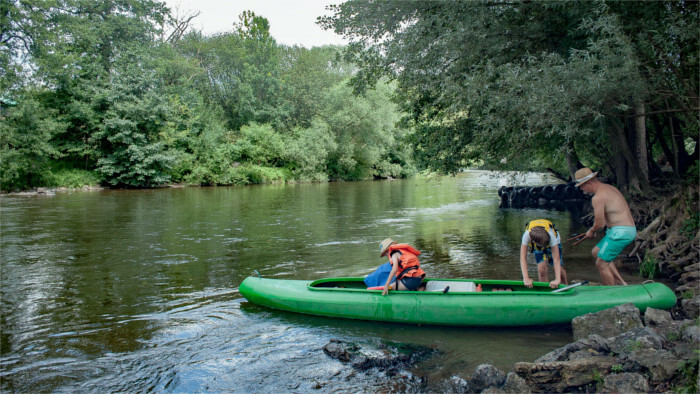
[426,281,476,292]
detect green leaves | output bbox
[324,0,699,185]
[0,92,66,190]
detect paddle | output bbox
[566,233,587,246]
[551,280,589,293]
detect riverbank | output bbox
[452,184,700,392]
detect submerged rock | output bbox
[322,338,436,373]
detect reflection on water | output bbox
[1,171,639,391]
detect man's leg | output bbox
[593,246,615,286]
[609,261,627,285]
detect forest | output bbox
[1,1,415,191]
[1,1,698,195]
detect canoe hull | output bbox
[239,277,677,327]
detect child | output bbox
[520,219,568,289]
[378,238,426,296]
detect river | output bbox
[0,171,641,391]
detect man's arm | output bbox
[585,195,607,239]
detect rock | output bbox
[480,387,505,394]
[643,307,685,339]
[627,348,682,383]
[535,334,609,363]
[602,372,650,393]
[469,364,506,392]
[606,327,668,359]
[572,303,644,341]
[323,339,358,362]
[680,270,700,284]
[675,282,700,295]
[450,375,470,393]
[671,340,698,360]
[644,307,673,326]
[682,324,700,344]
[322,339,436,374]
[514,356,617,392]
[680,294,700,319]
[501,372,531,394]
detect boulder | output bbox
[449,375,470,393]
[644,307,673,326]
[572,303,644,341]
[627,348,682,383]
[680,294,700,319]
[323,339,357,362]
[469,364,507,392]
[602,372,650,393]
[606,327,668,359]
[682,324,700,344]
[643,307,685,339]
[514,356,617,392]
[535,334,609,363]
[500,372,531,394]
[322,339,436,373]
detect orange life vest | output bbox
[387,244,425,279]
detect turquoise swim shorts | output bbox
[596,226,637,262]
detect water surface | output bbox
[1,171,638,391]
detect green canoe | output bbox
[239,277,677,327]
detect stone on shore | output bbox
[571,303,643,341]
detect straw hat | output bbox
[379,238,396,257]
[574,168,598,187]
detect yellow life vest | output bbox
[525,219,559,253]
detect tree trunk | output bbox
[564,144,582,182]
[633,101,649,181]
[611,122,652,194]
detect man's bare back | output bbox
[592,183,635,228]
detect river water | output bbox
[1,171,641,391]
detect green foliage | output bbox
[674,350,699,393]
[624,340,644,353]
[638,251,658,279]
[1,5,417,192]
[93,48,176,187]
[611,364,623,373]
[230,123,287,166]
[284,120,337,181]
[49,167,101,188]
[323,0,699,185]
[0,93,65,190]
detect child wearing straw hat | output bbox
[378,238,426,296]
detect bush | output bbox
[49,168,101,188]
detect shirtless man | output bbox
[575,168,637,286]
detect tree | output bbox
[321,0,699,190]
[0,92,65,190]
[93,47,175,187]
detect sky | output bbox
[163,0,348,48]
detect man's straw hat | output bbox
[379,238,396,257]
[574,168,598,187]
